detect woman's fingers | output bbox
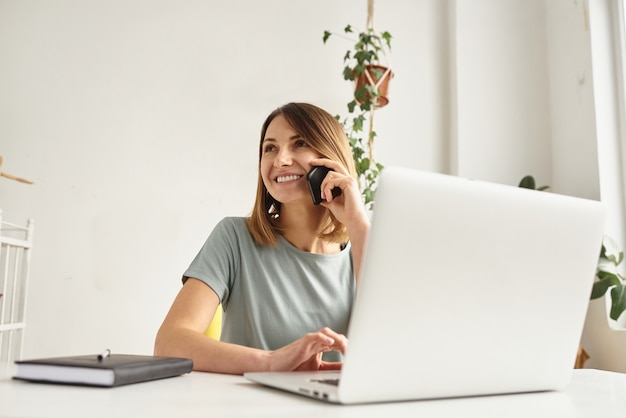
[310,158,349,175]
[317,327,348,354]
[269,328,348,372]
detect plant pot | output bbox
[354,64,393,108]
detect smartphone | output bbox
[306,166,342,205]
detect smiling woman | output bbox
[252,104,358,247]
[154,102,371,375]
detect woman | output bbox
[154,103,370,374]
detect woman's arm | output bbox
[154,278,347,374]
[345,216,370,285]
[313,158,371,284]
[154,278,264,373]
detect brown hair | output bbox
[247,103,357,246]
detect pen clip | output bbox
[97,349,111,361]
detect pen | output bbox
[98,349,111,361]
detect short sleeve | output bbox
[182,218,243,306]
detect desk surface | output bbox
[1,364,626,418]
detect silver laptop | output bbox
[244,166,605,404]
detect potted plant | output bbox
[591,237,626,323]
[323,25,393,109]
[323,17,393,209]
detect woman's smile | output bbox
[276,174,303,184]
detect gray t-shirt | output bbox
[183,217,355,359]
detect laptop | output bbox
[244,166,605,404]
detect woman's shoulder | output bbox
[213,216,250,235]
[216,216,248,228]
[209,216,257,242]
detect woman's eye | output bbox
[295,139,308,148]
[263,144,276,153]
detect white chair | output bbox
[0,210,34,362]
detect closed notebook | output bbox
[14,354,193,387]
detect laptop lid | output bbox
[246,167,605,404]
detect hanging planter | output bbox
[354,64,393,108]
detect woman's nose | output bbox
[275,148,293,167]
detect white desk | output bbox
[1,364,625,417]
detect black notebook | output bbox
[14,353,193,387]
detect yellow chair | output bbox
[204,304,223,340]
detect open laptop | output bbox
[244,166,605,404]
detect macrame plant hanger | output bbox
[363,0,392,168]
[364,0,392,95]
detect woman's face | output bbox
[260,114,321,205]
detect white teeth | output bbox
[276,175,301,183]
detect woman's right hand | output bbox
[266,327,348,372]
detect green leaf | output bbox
[343,65,354,81]
[598,260,618,276]
[591,276,621,299]
[602,237,624,266]
[354,86,369,103]
[347,100,358,114]
[352,114,364,131]
[597,270,621,283]
[607,251,625,266]
[353,62,366,75]
[609,284,626,320]
[381,31,392,49]
[358,158,371,173]
[322,31,332,44]
[355,39,365,53]
[369,66,384,79]
[364,189,374,205]
[354,50,376,64]
[360,100,373,112]
[518,175,536,189]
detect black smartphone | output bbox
[306,166,342,205]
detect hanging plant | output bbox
[323,0,392,209]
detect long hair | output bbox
[247,103,357,246]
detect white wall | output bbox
[1,0,604,360]
[545,0,600,200]
[454,0,553,186]
[0,0,439,358]
[452,0,599,198]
